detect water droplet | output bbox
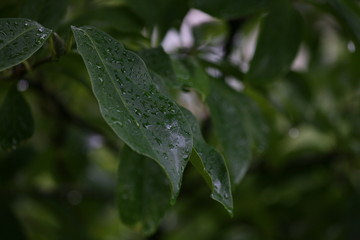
[98,77,104,83]
[155,137,162,145]
[38,27,44,33]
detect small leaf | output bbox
[173,57,209,98]
[0,86,34,150]
[71,26,193,201]
[192,0,267,19]
[247,2,303,83]
[0,18,52,71]
[139,47,179,94]
[139,47,176,83]
[207,80,251,184]
[182,108,233,215]
[117,146,171,235]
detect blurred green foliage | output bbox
[1,0,360,239]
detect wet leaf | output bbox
[0,86,34,150]
[207,80,267,184]
[207,81,251,184]
[247,2,303,83]
[182,108,233,215]
[71,26,193,200]
[0,18,52,71]
[117,146,171,235]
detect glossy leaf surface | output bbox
[182,108,233,214]
[0,18,52,71]
[207,81,251,183]
[192,0,267,19]
[71,26,193,200]
[0,86,34,150]
[247,2,302,83]
[117,147,171,235]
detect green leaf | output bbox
[247,2,303,83]
[139,47,179,95]
[327,0,360,45]
[20,0,67,29]
[117,146,171,235]
[71,26,193,201]
[241,92,269,154]
[139,47,176,84]
[207,80,251,184]
[182,108,233,215]
[192,0,267,19]
[0,86,34,150]
[173,57,209,98]
[0,18,52,71]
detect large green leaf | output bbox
[327,0,360,45]
[71,26,193,200]
[247,2,303,83]
[182,108,233,215]
[192,0,267,19]
[117,146,171,235]
[0,18,52,71]
[0,86,34,150]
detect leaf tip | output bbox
[70,25,80,32]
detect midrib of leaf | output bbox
[0,25,39,51]
[78,28,176,187]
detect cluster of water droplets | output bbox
[0,19,51,70]
[73,26,195,200]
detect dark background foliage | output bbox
[1,0,360,239]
